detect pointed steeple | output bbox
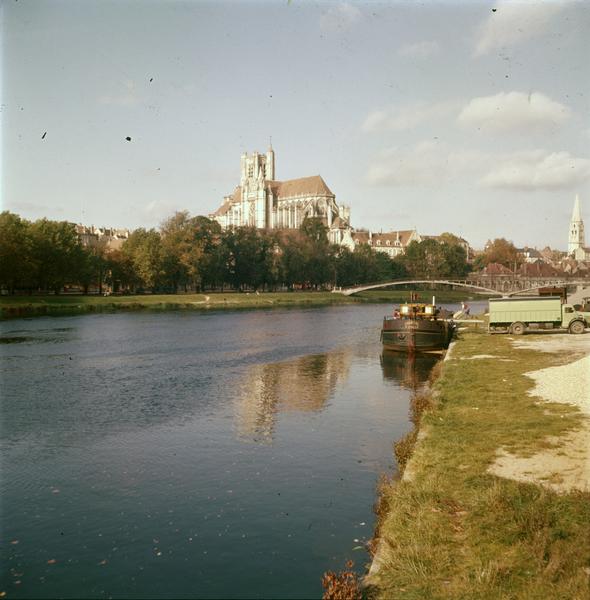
[568,194,585,255]
[572,193,582,222]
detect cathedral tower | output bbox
[568,194,585,255]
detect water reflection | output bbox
[235,351,352,443]
[2,307,440,599]
[380,350,440,391]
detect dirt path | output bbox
[489,335,590,493]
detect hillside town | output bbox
[63,147,589,294]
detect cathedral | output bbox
[568,194,589,260]
[210,147,353,247]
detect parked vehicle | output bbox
[488,296,588,335]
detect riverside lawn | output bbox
[0,288,481,319]
[368,329,590,599]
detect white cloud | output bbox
[366,141,590,192]
[98,80,139,107]
[362,102,456,133]
[367,140,487,186]
[481,151,590,190]
[474,1,567,57]
[398,40,440,58]
[319,3,361,33]
[457,91,570,132]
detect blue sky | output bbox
[3,0,589,249]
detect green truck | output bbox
[488,296,588,335]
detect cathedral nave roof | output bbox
[266,175,334,199]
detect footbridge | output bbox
[333,278,590,297]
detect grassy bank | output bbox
[0,288,483,319]
[368,329,590,599]
[0,291,364,319]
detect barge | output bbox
[381,299,455,352]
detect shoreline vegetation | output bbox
[0,289,491,320]
[365,328,590,599]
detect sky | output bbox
[3,0,589,250]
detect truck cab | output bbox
[561,304,587,333]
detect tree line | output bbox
[0,210,471,294]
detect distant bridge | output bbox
[333,278,590,297]
[333,280,499,296]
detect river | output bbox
[0,302,485,598]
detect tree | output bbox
[438,232,465,247]
[191,216,223,290]
[105,249,136,293]
[0,212,33,293]
[159,211,191,291]
[29,219,88,293]
[483,238,520,268]
[122,229,164,292]
[299,218,335,288]
[402,238,468,279]
[159,212,225,291]
[403,239,444,279]
[223,227,274,291]
[334,244,408,287]
[78,238,110,294]
[278,230,307,289]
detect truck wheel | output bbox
[510,322,526,335]
[569,320,585,335]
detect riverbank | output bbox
[367,329,590,599]
[0,289,478,319]
[0,292,357,319]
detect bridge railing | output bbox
[334,277,590,297]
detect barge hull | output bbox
[381,319,453,352]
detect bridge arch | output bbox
[334,279,501,297]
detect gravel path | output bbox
[527,354,590,413]
[489,335,590,493]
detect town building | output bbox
[351,229,421,258]
[75,224,130,251]
[210,146,353,248]
[516,246,543,263]
[351,230,473,261]
[422,234,473,261]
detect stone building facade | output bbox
[75,224,130,252]
[210,147,353,247]
[351,229,421,258]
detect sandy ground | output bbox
[489,335,590,493]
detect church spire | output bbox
[572,193,581,222]
[568,194,585,255]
